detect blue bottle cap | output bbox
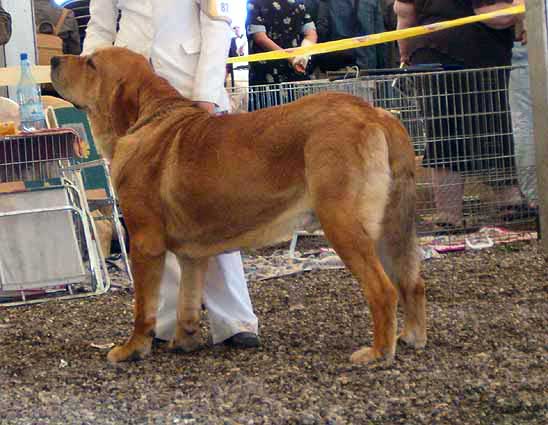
[20,53,28,61]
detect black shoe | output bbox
[223,332,260,348]
[152,337,168,348]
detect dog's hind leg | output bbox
[377,170,426,349]
[108,230,166,363]
[168,256,209,353]
[306,126,398,364]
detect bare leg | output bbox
[432,168,464,226]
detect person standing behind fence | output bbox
[227,25,245,87]
[395,0,524,228]
[233,25,247,57]
[305,0,386,73]
[246,0,318,87]
[381,0,399,69]
[83,0,261,349]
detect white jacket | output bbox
[150,0,232,110]
[82,0,154,57]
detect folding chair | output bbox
[0,129,110,305]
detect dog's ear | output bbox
[109,80,139,137]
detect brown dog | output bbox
[50,47,426,364]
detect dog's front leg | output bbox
[169,256,209,353]
[107,245,165,363]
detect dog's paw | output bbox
[350,347,394,365]
[398,331,426,349]
[168,333,203,353]
[107,339,151,363]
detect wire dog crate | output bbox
[229,66,538,251]
[0,129,129,305]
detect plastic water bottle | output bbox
[16,53,47,131]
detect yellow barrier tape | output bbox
[227,4,525,64]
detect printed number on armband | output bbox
[219,1,229,13]
[202,0,231,22]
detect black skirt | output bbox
[412,49,515,177]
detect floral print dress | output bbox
[246,0,316,86]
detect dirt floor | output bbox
[0,240,546,425]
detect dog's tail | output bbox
[369,112,417,280]
[377,160,420,285]
[377,116,427,348]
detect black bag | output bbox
[0,5,12,46]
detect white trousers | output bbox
[155,251,259,344]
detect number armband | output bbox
[200,0,232,24]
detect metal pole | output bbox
[0,0,6,97]
[525,0,548,252]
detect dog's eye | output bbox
[86,58,97,70]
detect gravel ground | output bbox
[0,241,546,425]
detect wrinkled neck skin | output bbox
[87,74,198,161]
[87,113,119,161]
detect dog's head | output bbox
[50,47,154,140]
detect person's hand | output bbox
[515,19,527,45]
[290,55,309,74]
[515,27,527,45]
[290,37,315,74]
[195,101,216,115]
[398,41,412,65]
[287,57,296,71]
